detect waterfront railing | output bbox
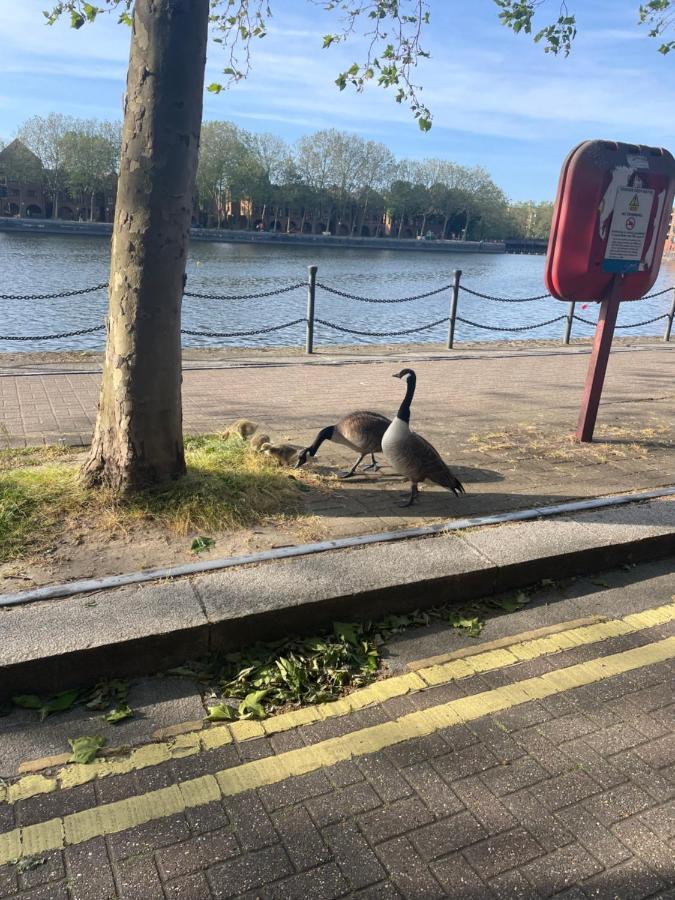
[1,269,674,349]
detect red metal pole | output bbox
[575,276,623,443]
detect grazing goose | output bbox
[260,442,299,465]
[382,368,465,507]
[225,419,259,440]
[250,433,271,452]
[295,410,391,479]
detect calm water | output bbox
[0,233,673,352]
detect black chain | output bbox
[181,318,305,338]
[641,287,674,299]
[0,283,108,301]
[0,325,105,341]
[573,313,669,329]
[183,282,305,300]
[456,314,567,332]
[316,282,451,303]
[459,285,551,303]
[315,317,447,337]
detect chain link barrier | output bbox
[315,317,447,337]
[641,287,674,299]
[181,318,305,338]
[0,283,108,301]
[0,325,105,341]
[573,313,669,329]
[459,285,551,303]
[183,282,305,300]
[315,281,451,303]
[456,314,567,332]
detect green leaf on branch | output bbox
[238,689,269,719]
[68,735,105,764]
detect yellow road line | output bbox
[3,601,674,804]
[0,635,673,865]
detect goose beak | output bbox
[392,372,403,379]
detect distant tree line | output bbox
[1,114,552,239]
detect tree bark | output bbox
[81,0,208,493]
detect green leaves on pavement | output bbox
[12,689,80,721]
[68,735,105,764]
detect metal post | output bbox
[448,269,461,349]
[563,301,576,345]
[664,287,675,342]
[306,265,317,354]
[575,276,622,443]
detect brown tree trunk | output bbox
[81,0,208,493]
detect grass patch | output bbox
[0,434,319,564]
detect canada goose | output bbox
[250,433,271,452]
[295,411,391,479]
[382,368,465,507]
[225,419,258,440]
[260,442,299,465]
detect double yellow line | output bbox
[0,602,673,866]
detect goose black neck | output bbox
[397,373,416,423]
[310,425,334,456]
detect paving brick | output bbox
[326,759,365,789]
[265,862,349,899]
[384,732,449,769]
[431,852,495,899]
[489,868,543,900]
[9,881,69,899]
[433,742,500,783]
[269,730,306,754]
[236,736,275,762]
[403,760,465,817]
[113,852,164,900]
[156,827,239,881]
[531,770,602,811]
[463,826,545,880]
[638,802,675,840]
[0,866,16,899]
[537,713,597,746]
[583,783,656,826]
[17,782,97,827]
[609,750,675,802]
[501,789,574,852]
[323,820,386,890]
[16,850,65,891]
[164,871,212,899]
[109,813,191,860]
[494,702,552,734]
[271,804,331,870]
[633,735,675,771]
[453,776,516,834]
[580,857,666,899]
[437,723,480,753]
[468,719,526,764]
[557,738,627,790]
[225,791,278,851]
[186,800,230,835]
[480,756,549,797]
[512,728,571,777]
[556,804,631,868]
[172,745,239,782]
[207,844,293,898]
[356,754,414,803]
[612,817,675,881]
[64,836,116,900]
[583,723,647,757]
[135,763,177,793]
[359,797,435,846]
[351,883,404,898]
[410,809,486,860]
[522,842,603,897]
[306,782,382,829]
[94,772,139,806]
[376,836,446,900]
[259,769,333,812]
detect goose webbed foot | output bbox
[337,470,356,479]
[338,453,366,480]
[397,485,419,508]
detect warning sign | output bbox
[603,186,654,273]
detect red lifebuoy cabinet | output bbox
[545,140,675,441]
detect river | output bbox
[1,233,673,352]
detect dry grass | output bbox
[0,434,324,564]
[465,421,673,465]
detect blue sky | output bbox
[1,0,673,200]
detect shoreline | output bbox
[0,217,526,254]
